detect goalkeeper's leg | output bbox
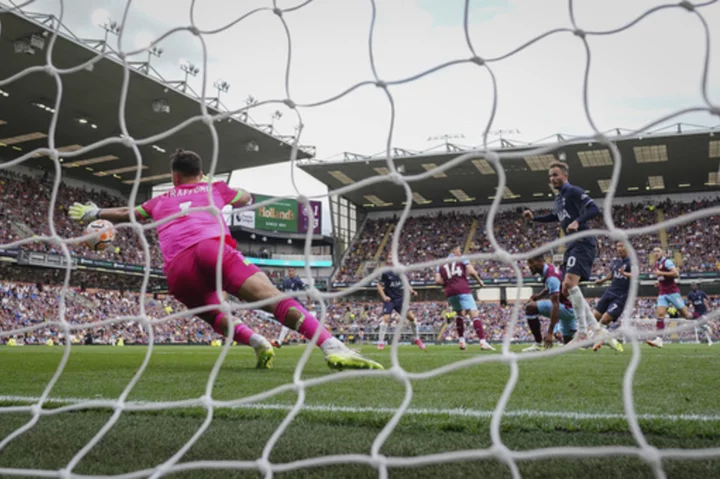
[235,270,382,370]
[164,241,274,369]
[211,312,275,369]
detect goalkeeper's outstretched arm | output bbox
[68,202,134,224]
[68,185,252,224]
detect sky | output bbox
[6,0,720,222]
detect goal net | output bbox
[1,0,719,477]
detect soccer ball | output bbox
[84,219,115,251]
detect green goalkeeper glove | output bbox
[200,174,210,183]
[68,202,101,222]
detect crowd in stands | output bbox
[2,278,715,345]
[0,170,164,266]
[336,199,720,283]
[0,170,278,270]
[4,168,719,286]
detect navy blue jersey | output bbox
[688,290,709,315]
[281,276,306,292]
[535,182,599,247]
[607,257,631,297]
[380,272,404,300]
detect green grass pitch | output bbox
[0,343,718,478]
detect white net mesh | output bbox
[1,0,719,477]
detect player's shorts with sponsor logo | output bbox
[595,291,627,320]
[165,237,261,323]
[382,297,404,315]
[562,240,596,281]
[447,293,477,313]
[657,292,686,309]
[536,299,577,337]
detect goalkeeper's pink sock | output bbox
[212,315,255,346]
[472,317,485,340]
[274,298,332,347]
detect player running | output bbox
[376,252,425,351]
[272,268,306,348]
[524,255,578,350]
[68,148,382,370]
[523,161,601,344]
[591,241,628,352]
[687,283,713,346]
[435,246,495,351]
[647,247,693,348]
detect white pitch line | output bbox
[1,395,719,422]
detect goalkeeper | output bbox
[68,148,382,371]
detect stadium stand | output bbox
[337,199,720,282]
[2,169,719,345]
[4,168,719,283]
[2,277,715,345]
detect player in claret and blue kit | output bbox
[590,241,629,352]
[647,246,693,348]
[68,148,382,370]
[523,160,601,345]
[687,283,713,346]
[376,252,425,351]
[435,246,495,351]
[524,255,578,350]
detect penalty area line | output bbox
[0,395,719,422]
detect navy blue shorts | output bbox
[382,298,403,315]
[563,241,596,281]
[595,291,626,320]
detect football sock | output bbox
[568,286,587,334]
[213,314,262,347]
[378,321,388,345]
[656,318,665,335]
[526,315,543,344]
[274,298,332,347]
[472,317,485,340]
[455,315,465,340]
[278,326,290,343]
[410,319,420,340]
[584,302,599,330]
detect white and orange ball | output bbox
[84,219,115,251]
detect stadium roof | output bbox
[299,125,720,211]
[0,8,312,191]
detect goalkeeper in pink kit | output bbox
[69,149,382,370]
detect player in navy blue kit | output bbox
[376,252,425,350]
[591,241,630,352]
[523,160,601,344]
[272,268,308,348]
[687,283,713,346]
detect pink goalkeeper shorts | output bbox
[165,237,261,318]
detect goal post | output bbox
[0,0,719,477]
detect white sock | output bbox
[584,302,599,330]
[278,326,290,343]
[568,286,588,334]
[320,337,343,353]
[378,322,387,345]
[410,320,419,340]
[249,334,266,349]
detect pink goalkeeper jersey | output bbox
[137,181,243,267]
